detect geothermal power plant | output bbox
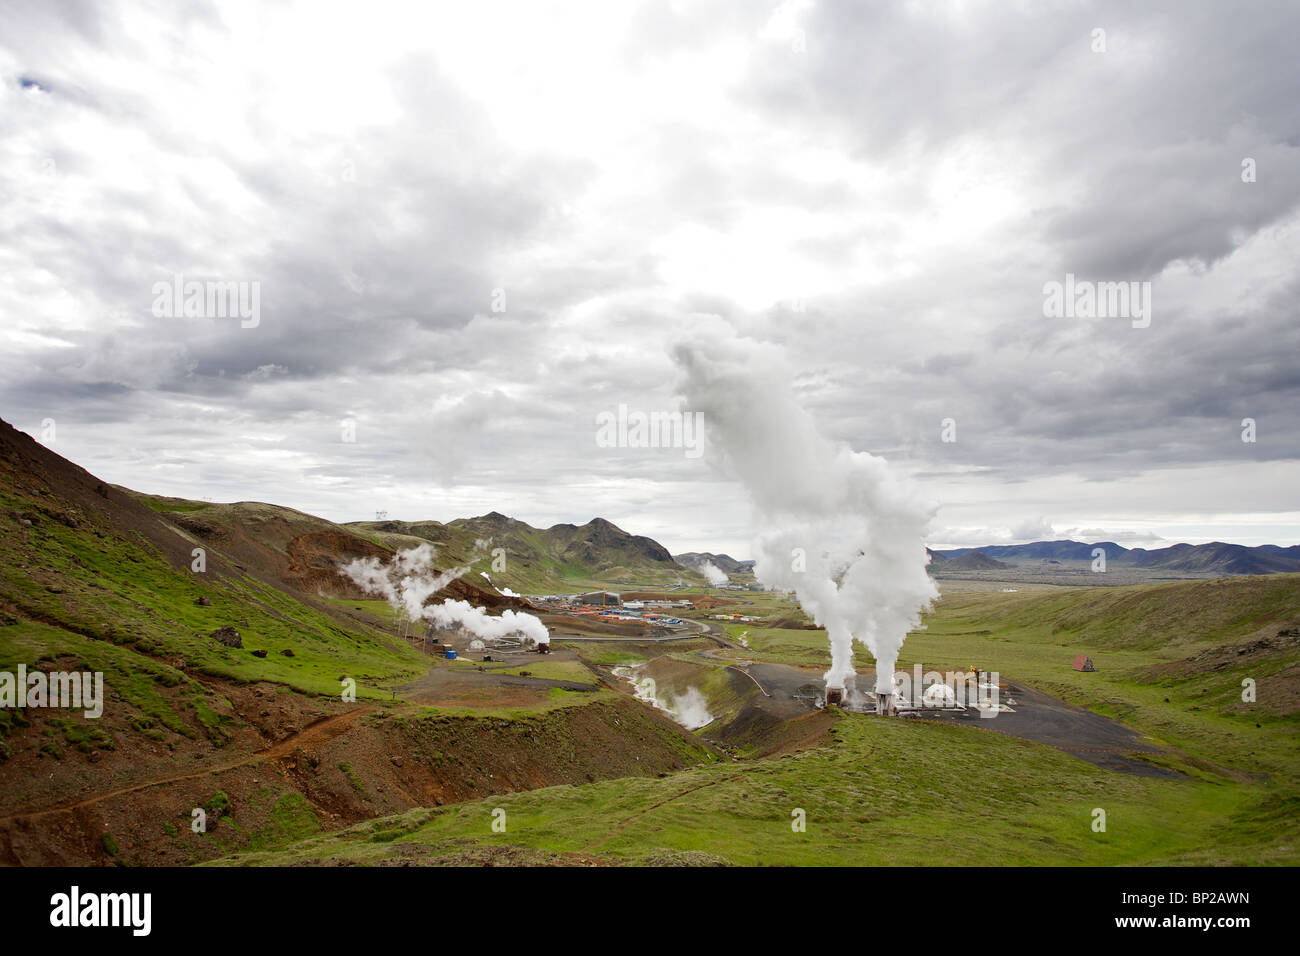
[822,665,1008,717]
[824,673,895,715]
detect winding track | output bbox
[0,705,377,825]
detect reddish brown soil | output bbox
[286,530,391,596]
[539,613,659,639]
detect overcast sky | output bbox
[2,0,1298,557]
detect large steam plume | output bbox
[340,546,549,645]
[672,326,938,697]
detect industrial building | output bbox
[576,591,622,606]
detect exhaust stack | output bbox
[876,665,896,716]
[825,686,844,706]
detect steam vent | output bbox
[825,686,844,706]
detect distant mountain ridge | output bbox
[941,549,1012,571]
[348,512,699,592]
[931,540,1300,576]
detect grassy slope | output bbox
[900,578,1300,777]
[220,714,1262,867]
[223,575,1300,866]
[0,483,428,750]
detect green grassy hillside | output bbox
[217,710,1282,867]
[0,420,433,763]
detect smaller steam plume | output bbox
[340,546,549,645]
[425,598,549,645]
[614,665,714,729]
[700,561,729,586]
